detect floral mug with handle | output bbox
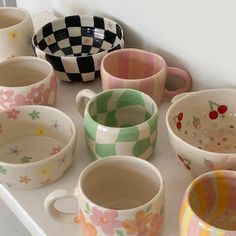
[44,156,165,236]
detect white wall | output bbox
[17,0,236,91]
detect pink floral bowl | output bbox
[0,105,76,189]
[166,89,236,176]
[0,56,57,111]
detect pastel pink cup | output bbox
[101,48,192,105]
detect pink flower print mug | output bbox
[0,7,34,61]
[100,48,192,105]
[44,156,165,236]
[0,56,57,111]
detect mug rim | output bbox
[0,7,31,30]
[101,47,167,81]
[0,56,54,89]
[84,88,158,130]
[78,155,164,213]
[183,169,236,232]
[0,105,77,168]
[166,88,236,157]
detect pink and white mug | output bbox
[0,56,57,111]
[101,48,192,105]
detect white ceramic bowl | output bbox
[166,89,236,176]
[0,105,76,189]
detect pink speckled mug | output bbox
[0,56,57,111]
[101,48,192,105]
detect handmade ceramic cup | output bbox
[0,7,34,61]
[76,88,158,160]
[0,56,57,111]
[45,155,165,235]
[166,88,236,177]
[0,105,76,189]
[100,48,192,105]
[179,170,236,236]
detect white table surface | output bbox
[0,11,193,236]
[0,78,193,236]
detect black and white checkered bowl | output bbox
[32,15,124,82]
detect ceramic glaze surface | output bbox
[101,48,192,105]
[44,156,165,236]
[166,89,236,176]
[0,57,57,111]
[0,7,34,61]
[76,89,158,160]
[171,101,236,154]
[0,105,76,189]
[179,170,236,236]
[33,15,124,82]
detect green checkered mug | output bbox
[76,88,158,160]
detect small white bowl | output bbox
[0,105,76,189]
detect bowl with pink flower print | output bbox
[166,88,236,177]
[0,56,57,111]
[0,105,76,189]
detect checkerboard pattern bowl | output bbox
[32,15,124,82]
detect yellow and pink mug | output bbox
[100,48,192,105]
[179,170,236,235]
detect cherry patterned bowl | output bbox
[0,105,76,189]
[166,89,236,176]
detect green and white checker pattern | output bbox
[84,89,158,160]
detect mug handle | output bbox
[44,189,79,223]
[76,89,96,117]
[164,67,192,99]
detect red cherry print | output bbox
[178,112,183,121]
[218,105,228,114]
[209,110,218,120]
[177,121,182,129]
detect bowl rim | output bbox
[0,105,77,168]
[166,88,236,157]
[32,14,124,59]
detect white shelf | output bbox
[0,11,193,236]
[0,79,193,236]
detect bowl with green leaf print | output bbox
[0,105,76,189]
[76,88,158,160]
